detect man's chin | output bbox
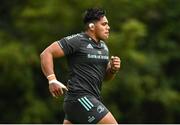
[102,36,109,41]
[99,35,109,41]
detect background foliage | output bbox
[0,0,179,123]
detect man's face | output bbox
[94,16,110,41]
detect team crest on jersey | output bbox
[97,51,102,54]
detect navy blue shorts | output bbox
[63,95,109,124]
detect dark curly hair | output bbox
[83,8,106,25]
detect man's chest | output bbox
[72,42,109,64]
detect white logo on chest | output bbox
[86,44,93,49]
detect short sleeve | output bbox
[57,34,81,55]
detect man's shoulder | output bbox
[64,33,84,41]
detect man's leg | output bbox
[63,119,72,124]
[98,112,118,124]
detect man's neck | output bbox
[85,31,99,43]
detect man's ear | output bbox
[89,23,95,30]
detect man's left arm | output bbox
[104,56,121,81]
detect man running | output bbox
[40,7,121,124]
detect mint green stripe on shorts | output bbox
[78,96,94,111]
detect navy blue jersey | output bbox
[58,32,109,101]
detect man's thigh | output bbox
[63,95,110,124]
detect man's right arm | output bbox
[40,42,68,97]
[40,41,64,76]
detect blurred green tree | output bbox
[0,0,179,123]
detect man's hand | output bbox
[49,80,68,98]
[110,56,121,74]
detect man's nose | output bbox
[107,25,110,30]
